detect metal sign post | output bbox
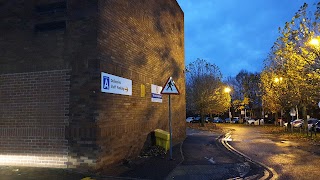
[161,77,180,160]
[168,94,172,160]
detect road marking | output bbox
[222,133,233,141]
[204,157,216,164]
[221,132,279,180]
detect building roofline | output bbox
[173,0,184,15]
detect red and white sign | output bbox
[161,77,180,95]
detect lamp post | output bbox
[273,76,284,126]
[224,87,232,119]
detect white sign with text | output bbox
[151,84,162,103]
[101,72,132,96]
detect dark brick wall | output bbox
[65,0,99,169]
[96,0,186,168]
[0,0,98,74]
[0,0,185,169]
[0,0,68,73]
[0,70,70,167]
[0,0,99,168]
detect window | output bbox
[34,21,66,32]
[34,1,67,15]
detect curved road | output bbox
[227,125,320,180]
[166,128,264,180]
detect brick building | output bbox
[0,0,186,170]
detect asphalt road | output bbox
[166,128,263,180]
[226,124,320,180]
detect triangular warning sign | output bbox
[161,77,180,95]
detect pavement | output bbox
[0,128,263,180]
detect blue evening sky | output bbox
[177,0,318,78]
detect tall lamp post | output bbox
[224,87,232,119]
[273,76,284,126]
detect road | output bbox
[166,128,264,180]
[226,125,320,180]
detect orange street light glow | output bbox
[310,38,320,46]
[274,77,283,83]
[224,87,231,93]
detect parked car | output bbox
[243,117,251,124]
[259,119,265,125]
[205,117,211,122]
[192,117,208,123]
[186,117,194,123]
[292,119,304,128]
[225,118,231,123]
[247,118,264,125]
[213,117,224,123]
[247,119,256,125]
[307,118,319,131]
[231,117,240,123]
[315,121,320,132]
[284,119,304,128]
[192,116,201,123]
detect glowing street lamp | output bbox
[224,87,231,93]
[224,87,232,118]
[309,38,320,47]
[274,77,283,83]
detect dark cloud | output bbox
[177,0,318,77]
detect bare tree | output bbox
[225,71,262,118]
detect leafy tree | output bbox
[186,59,230,126]
[260,68,288,121]
[262,2,320,132]
[232,97,249,113]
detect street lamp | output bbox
[224,87,231,93]
[272,76,286,126]
[274,77,283,83]
[309,38,319,47]
[309,37,320,60]
[224,87,232,118]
